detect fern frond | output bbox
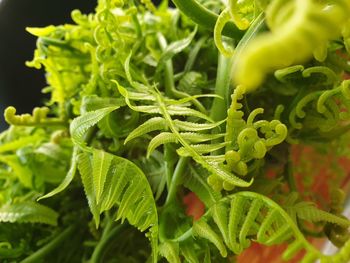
[180,241,199,263]
[4,106,65,127]
[183,165,222,207]
[125,117,166,144]
[0,155,33,188]
[147,133,178,157]
[77,149,158,261]
[120,85,252,188]
[0,134,42,154]
[81,95,126,113]
[159,241,181,263]
[177,143,229,157]
[286,201,350,227]
[70,106,120,151]
[174,119,226,132]
[156,28,197,75]
[184,191,350,263]
[38,147,79,200]
[193,220,228,257]
[118,86,213,122]
[0,202,58,226]
[288,80,350,139]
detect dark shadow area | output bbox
[0,0,96,130]
[0,0,168,131]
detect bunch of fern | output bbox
[1,0,350,262]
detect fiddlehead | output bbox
[213,0,260,57]
[288,79,350,141]
[4,106,66,127]
[207,85,287,191]
[232,0,350,91]
[161,191,350,262]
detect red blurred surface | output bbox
[183,144,350,262]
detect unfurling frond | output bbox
[77,149,158,262]
[0,202,58,226]
[4,106,65,127]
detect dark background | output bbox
[0,0,163,130]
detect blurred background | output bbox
[0,0,163,130]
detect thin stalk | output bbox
[90,224,124,263]
[157,33,207,114]
[164,145,175,197]
[210,53,234,122]
[284,158,297,192]
[165,157,189,206]
[171,0,243,39]
[209,54,234,155]
[229,13,266,98]
[20,226,75,263]
[171,228,193,243]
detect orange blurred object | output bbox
[183,144,350,262]
[183,192,205,221]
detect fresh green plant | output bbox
[1,0,350,262]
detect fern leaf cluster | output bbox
[1,0,350,262]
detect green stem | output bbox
[90,224,124,263]
[164,145,175,197]
[20,226,75,263]
[210,53,234,122]
[284,158,297,192]
[230,13,266,97]
[157,33,207,114]
[171,228,193,243]
[165,157,189,206]
[171,0,243,39]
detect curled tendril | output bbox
[289,80,350,135]
[97,0,124,11]
[207,85,287,192]
[214,9,235,57]
[228,0,252,31]
[302,66,338,86]
[4,106,65,127]
[140,0,156,12]
[71,10,93,27]
[247,108,264,126]
[274,65,304,83]
[214,0,257,57]
[233,0,350,91]
[274,105,284,120]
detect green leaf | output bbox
[159,242,181,263]
[193,220,227,257]
[81,95,126,113]
[289,202,350,227]
[78,151,100,226]
[0,201,58,226]
[177,142,229,156]
[38,147,79,200]
[70,106,119,150]
[174,119,226,132]
[77,149,158,260]
[118,86,213,122]
[0,134,42,154]
[147,132,225,157]
[183,166,221,207]
[125,117,166,144]
[92,150,114,204]
[156,28,197,75]
[147,133,178,157]
[180,241,199,263]
[26,26,56,37]
[0,155,33,188]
